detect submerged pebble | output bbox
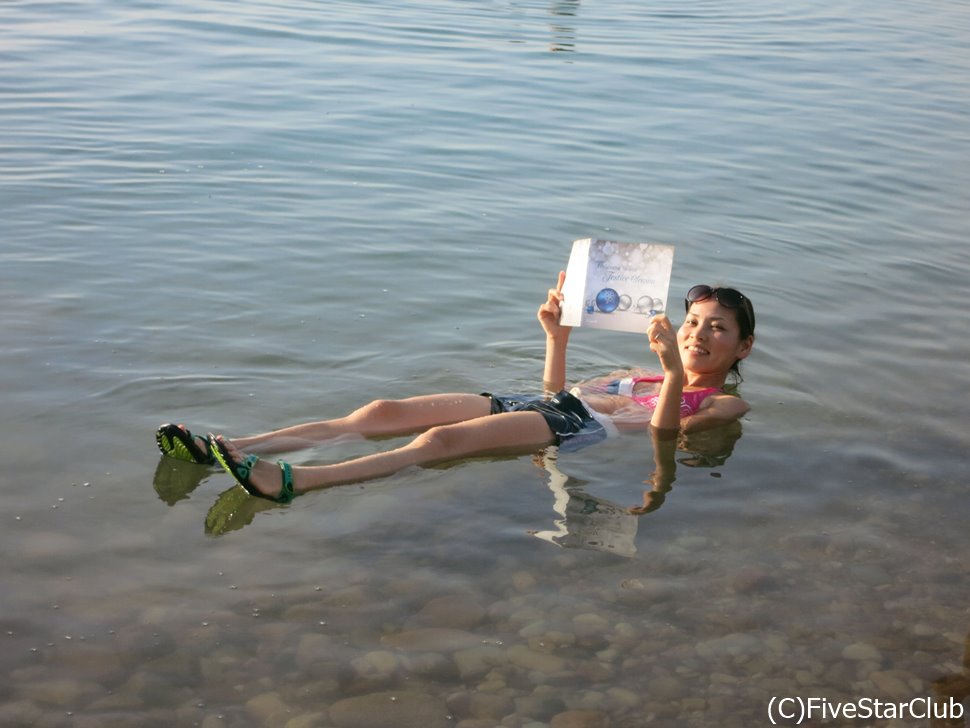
[329,691,451,728]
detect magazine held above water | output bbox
[559,238,675,334]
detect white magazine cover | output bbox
[560,238,675,334]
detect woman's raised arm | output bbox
[538,271,572,394]
[646,314,684,432]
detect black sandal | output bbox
[155,424,216,465]
[209,435,295,504]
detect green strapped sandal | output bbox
[209,434,295,504]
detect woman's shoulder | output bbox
[683,393,749,432]
[703,392,750,417]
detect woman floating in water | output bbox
[156,273,755,503]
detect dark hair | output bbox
[727,292,754,383]
[734,296,755,340]
[678,419,743,467]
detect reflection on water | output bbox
[153,451,280,536]
[152,458,208,506]
[531,422,743,557]
[548,0,580,53]
[531,448,640,556]
[203,483,279,537]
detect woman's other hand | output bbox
[538,270,571,340]
[647,314,682,375]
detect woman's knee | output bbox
[413,424,470,460]
[351,398,404,425]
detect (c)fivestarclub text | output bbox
[768,695,965,724]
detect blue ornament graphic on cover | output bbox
[595,288,620,313]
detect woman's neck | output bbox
[684,370,728,389]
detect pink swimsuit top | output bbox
[607,375,721,417]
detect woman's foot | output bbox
[156,424,216,465]
[209,435,296,503]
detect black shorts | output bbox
[480,389,609,452]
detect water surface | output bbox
[2,0,970,726]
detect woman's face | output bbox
[678,298,753,376]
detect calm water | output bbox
[2,0,970,726]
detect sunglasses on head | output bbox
[684,285,755,331]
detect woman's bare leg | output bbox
[230,393,493,453]
[215,410,555,497]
